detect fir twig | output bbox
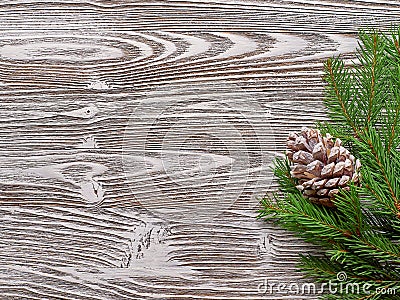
[258,27,400,299]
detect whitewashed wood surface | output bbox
[0,1,398,299]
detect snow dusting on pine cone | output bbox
[286,127,361,207]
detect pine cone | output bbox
[286,127,361,207]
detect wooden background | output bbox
[1,1,398,299]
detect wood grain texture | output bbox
[0,1,397,299]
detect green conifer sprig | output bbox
[258,28,400,299]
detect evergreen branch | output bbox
[363,182,398,217]
[298,254,343,281]
[324,58,360,137]
[333,185,364,236]
[272,157,299,194]
[258,27,400,299]
[355,30,387,129]
[387,98,400,152]
[365,32,378,124]
[259,195,351,247]
[352,232,400,264]
[385,31,400,151]
[363,130,400,212]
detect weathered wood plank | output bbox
[0,0,396,299]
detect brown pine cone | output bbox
[286,127,361,207]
